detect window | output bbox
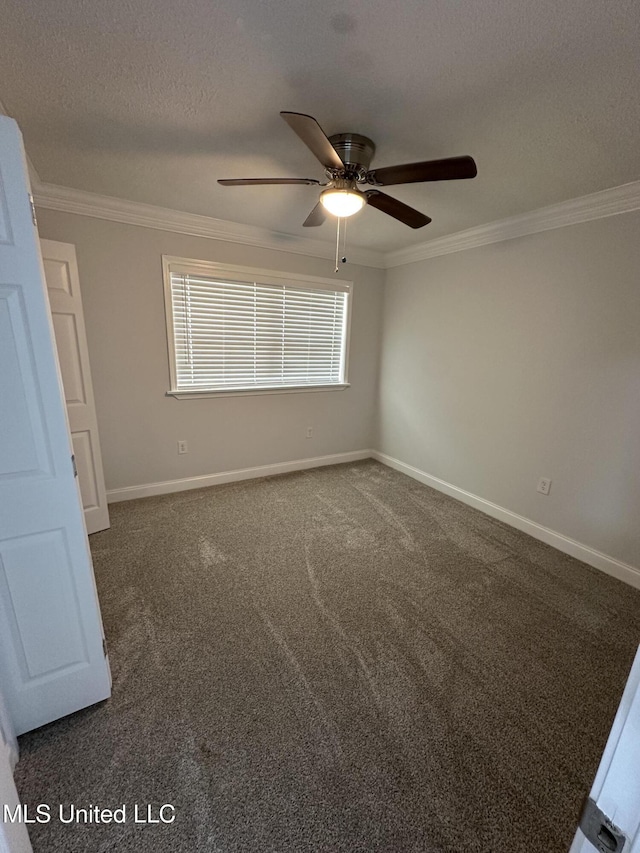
[163,257,351,396]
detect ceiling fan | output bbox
[218,111,477,229]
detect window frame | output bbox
[162,256,353,399]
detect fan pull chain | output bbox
[342,216,347,265]
[334,217,348,274]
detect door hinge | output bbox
[28,193,37,226]
[579,796,628,853]
[71,454,78,477]
[102,637,108,657]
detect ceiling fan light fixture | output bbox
[320,187,365,218]
[219,112,477,231]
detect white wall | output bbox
[35,209,384,493]
[378,212,640,569]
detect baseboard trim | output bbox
[106,449,373,503]
[372,451,640,591]
[106,447,640,591]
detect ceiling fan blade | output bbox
[302,202,327,227]
[365,190,431,228]
[367,156,477,186]
[280,112,344,171]
[218,177,320,186]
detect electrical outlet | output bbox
[537,477,552,495]
[177,440,189,454]
[306,427,313,439]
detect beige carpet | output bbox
[14,460,640,852]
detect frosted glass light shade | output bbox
[320,188,365,217]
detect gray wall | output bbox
[36,209,385,491]
[378,212,640,567]
[37,206,640,570]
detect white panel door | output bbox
[569,645,640,853]
[0,116,111,736]
[40,239,110,534]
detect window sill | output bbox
[166,383,350,400]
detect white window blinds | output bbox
[167,267,349,393]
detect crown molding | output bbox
[28,171,640,272]
[32,182,386,269]
[384,180,640,268]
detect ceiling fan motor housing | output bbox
[328,133,376,172]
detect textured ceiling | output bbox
[1,0,639,252]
